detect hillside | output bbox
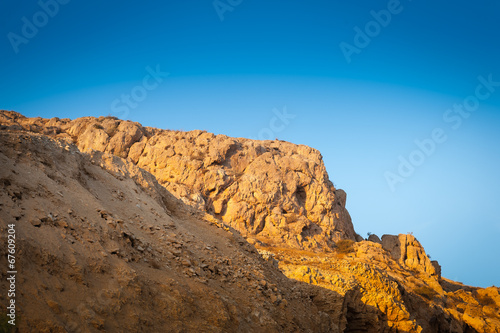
[0,111,357,249]
[0,111,499,332]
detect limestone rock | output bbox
[381,234,436,275]
[271,242,500,333]
[0,111,356,250]
[431,260,442,279]
[0,128,350,332]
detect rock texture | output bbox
[381,233,437,276]
[1,110,499,332]
[271,240,500,332]
[0,111,356,250]
[0,130,347,332]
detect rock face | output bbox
[0,130,348,332]
[381,234,436,276]
[0,111,356,250]
[273,240,500,333]
[1,110,499,333]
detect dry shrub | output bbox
[335,239,354,254]
[415,286,438,300]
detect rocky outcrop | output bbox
[367,233,382,244]
[381,233,437,276]
[269,240,500,333]
[0,111,356,249]
[432,260,442,279]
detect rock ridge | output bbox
[0,110,356,249]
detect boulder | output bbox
[367,234,381,244]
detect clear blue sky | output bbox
[1,0,499,287]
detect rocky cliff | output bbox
[0,111,499,332]
[0,128,349,332]
[0,111,356,250]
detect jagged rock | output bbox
[381,234,436,276]
[0,128,351,332]
[0,111,356,250]
[431,260,442,279]
[274,242,500,333]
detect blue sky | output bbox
[1,0,499,287]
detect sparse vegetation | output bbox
[415,286,438,300]
[257,245,324,260]
[105,114,119,120]
[335,239,354,254]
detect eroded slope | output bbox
[0,111,356,250]
[0,130,349,332]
